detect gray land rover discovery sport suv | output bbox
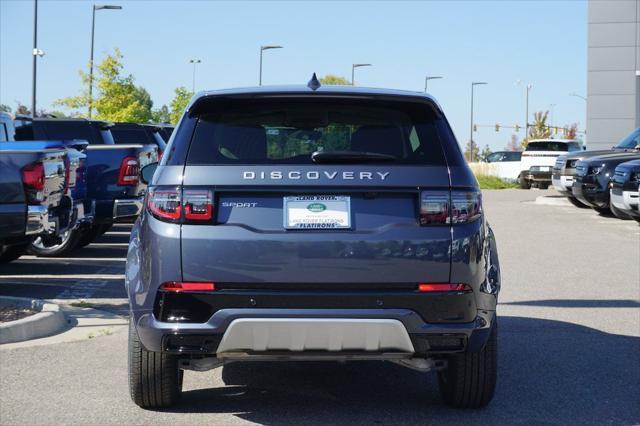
[126,78,501,409]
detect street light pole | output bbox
[424,76,443,92]
[259,45,282,86]
[469,82,488,162]
[189,59,201,92]
[351,63,372,86]
[569,92,587,102]
[525,84,532,139]
[31,0,38,117]
[88,4,122,119]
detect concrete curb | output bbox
[0,296,67,344]
[534,195,571,207]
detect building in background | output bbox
[587,0,640,148]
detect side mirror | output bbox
[140,162,158,185]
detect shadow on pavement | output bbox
[502,299,640,308]
[167,316,640,425]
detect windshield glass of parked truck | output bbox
[526,141,582,152]
[615,129,640,149]
[186,98,448,165]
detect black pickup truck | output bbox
[15,118,158,250]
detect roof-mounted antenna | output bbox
[307,73,321,91]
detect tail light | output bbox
[419,190,482,225]
[183,190,213,221]
[147,186,214,223]
[21,162,45,205]
[160,282,216,292]
[117,156,139,186]
[418,283,471,292]
[147,187,182,221]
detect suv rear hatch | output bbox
[164,96,475,285]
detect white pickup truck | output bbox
[519,139,583,189]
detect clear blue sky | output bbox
[1,0,588,151]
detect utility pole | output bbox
[469,82,488,162]
[525,84,533,139]
[189,59,201,92]
[31,0,38,117]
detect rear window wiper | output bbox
[311,150,397,164]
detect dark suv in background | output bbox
[126,80,501,409]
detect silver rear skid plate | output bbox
[215,318,416,353]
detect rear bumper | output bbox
[113,197,144,222]
[134,308,495,356]
[523,170,552,182]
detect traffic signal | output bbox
[495,124,500,132]
[473,124,477,132]
[515,125,520,132]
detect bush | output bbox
[475,174,518,189]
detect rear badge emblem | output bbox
[307,203,326,213]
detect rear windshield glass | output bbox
[112,127,154,145]
[187,98,447,165]
[615,129,640,149]
[40,121,95,142]
[526,141,581,152]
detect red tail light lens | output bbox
[160,282,216,292]
[419,191,449,224]
[184,189,213,221]
[418,283,471,292]
[451,191,482,224]
[117,156,139,186]
[21,162,45,205]
[147,187,181,221]
[419,190,482,225]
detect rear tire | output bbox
[28,229,83,257]
[518,175,531,190]
[567,195,589,208]
[128,320,183,409]
[438,320,497,408]
[538,182,549,190]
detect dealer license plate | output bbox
[283,196,351,229]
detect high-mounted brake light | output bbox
[419,190,482,225]
[418,283,471,292]
[160,282,216,292]
[117,156,139,186]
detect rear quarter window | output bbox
[185,98,450,166]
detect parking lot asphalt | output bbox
[0,189,638,425]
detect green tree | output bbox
[464,140,480,162]
[522,111,550,148]
[15,103,30,116]
[169,87,193,124]
[0,104,11,113]
[320,74,350,85]
[56,49,153,122]
[152,105,171,123]
[480,144,492,161]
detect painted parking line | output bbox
[20,256,127,262]
[0,274,125,280]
